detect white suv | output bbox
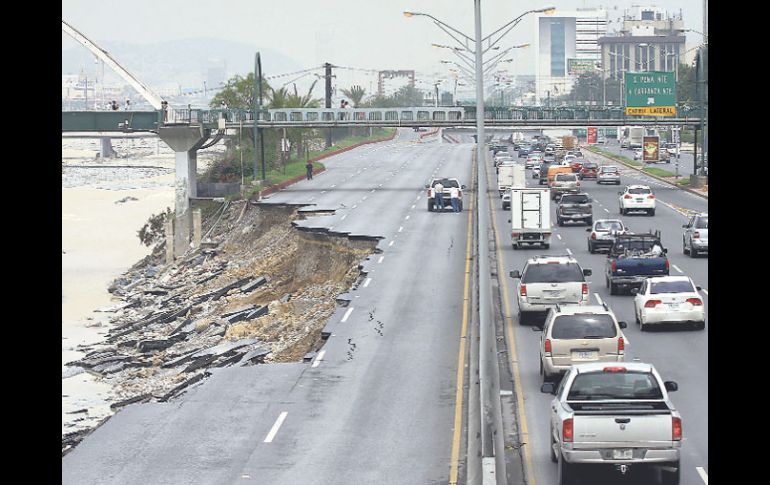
[619,185,656,216]
[540,304,627,382]
[509,255,592,325]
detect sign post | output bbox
[625,71,676,116]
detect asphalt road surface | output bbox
[62,129,478,485]
[488,144,708,485]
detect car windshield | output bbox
[560,195,589,204]
[522,263,584,283]
[433,179,459,188]
[595,221,623,232]
[650,280,695,294]
[552,314,617,339]
[555,174,577,181]
[567,371,663,400]
[582,163,597,169]
[628,187,651,195]
[600,167,618,173]
[695,217,708,229]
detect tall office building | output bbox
[534,9,607,105]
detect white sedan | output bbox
[633,276,705,331]
[619,185,656,216]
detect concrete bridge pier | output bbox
[158,126,211,259]
[99,137,116,158]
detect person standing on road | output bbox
[449,185,460,212]
[434,181,444,211]
[306,160,314,180]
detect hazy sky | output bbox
[62,0,705,90]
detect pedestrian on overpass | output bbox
[125,98,131,110]
[434,181,444,211]
[449,185,460,212]
[306,160,314,180]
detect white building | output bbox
[534,8,607,105]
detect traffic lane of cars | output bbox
[494,170,707,484]
[538,177,709,481]
[601,141,697,178]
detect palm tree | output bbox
[341,85,366,107]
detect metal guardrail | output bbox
[62,106,704,132]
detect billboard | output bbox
[587,127,597,144]
[568,59,597,76]
[625,71,676,116]
[643,136,660,162]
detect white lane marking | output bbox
[341,214,347,220]
[696,467,708,484]
[566,248,573,255]
[379,183,383,187]
[624,333,631,345]
[352,204,357,209]
[363,277,372,288]
[398,226,404,232]
[411,204,416,209]
[388,241,395,247]
[417,196,421,201]
[341,307,354,322]
[594,293,604,306]
[363,196,368,201]
[321,191,326,194]
[701,289,708,295]
[556,234,562,240]
[263,412,288,443]
[405,215,410,220]
[378,256,384,264]
[331,184,336,188]
[603,208,610,213]
[311,350,326,368]
[672,264,683,274]
[371,189,376,193]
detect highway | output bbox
[487,141,708,485]
[62,129,478,484]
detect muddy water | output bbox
[62,137,182,436]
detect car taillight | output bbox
[618,336,624,352]
[623,194,632,199]
[648,195,655,199]
[544,338,552,354]
[563,418,574,442]
[591,232,596,240]
[520,284,527,297]
[665,259,670,270]
[582,283,588,295]
[672,417,682,441]
[512,232,520,237]
[686,298,703,306]
[611,260,617,271]
[693,231,700,239]
[645,299,662,308]
[603,366,627,373]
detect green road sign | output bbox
[625,71,676,116]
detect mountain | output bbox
[62,37,304,91]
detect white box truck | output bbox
[497,163,520,197]
[510,187,551,249]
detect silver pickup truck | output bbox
[541,362,682,485]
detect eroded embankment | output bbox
[62,202,378,455]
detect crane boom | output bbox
[62,19,165,109]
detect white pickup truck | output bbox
[425,177,465,212]
[541,362,682,485]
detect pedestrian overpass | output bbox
[62,106,702,133]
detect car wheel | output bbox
[586,218,593,225]
[558,451,576,485]
[609,281,618,295]
[588,241,594,254]
[634,308,640,325]
[459,201,463,212]
[550,430,559,463]
[557,217,563,226]
[640,317,647,332]
[518,311,528,326]
[428,199,434,212]
[661,461,681,485]
[543,243,550,249]
[690,247,698,258]
[695,320,706,330]
[512,243,519,250]
[683,238,689,255]
[649,209,656,216]
[605,276,610,289]
[619,207,624,215]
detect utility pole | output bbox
[254,52,266,182]
[324,62,333,149]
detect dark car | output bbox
[538,162,551,185]
[556,193,593,226]
[579,162,599,179]
[543,153,556,164]
[518,145,531,158]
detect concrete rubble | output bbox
[62,200,378,455]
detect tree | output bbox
[210,72,271,110]
[341,85,366,107]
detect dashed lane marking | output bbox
[411,204,416,209]
[672,264,683,274]
[405,215,410,220]
[341,215,347,220]
[594,293,604,306]
[556,234,562,240]
[263,412,288,443]
[341,307,354,322]
[311,350,326,368]
[701,289,708,295]
[378,256,384,264]
[603,208,610,213]
[566,248,572,255]
[363,277,372,288]
[389,241,394,247]
[398,226,404,232]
